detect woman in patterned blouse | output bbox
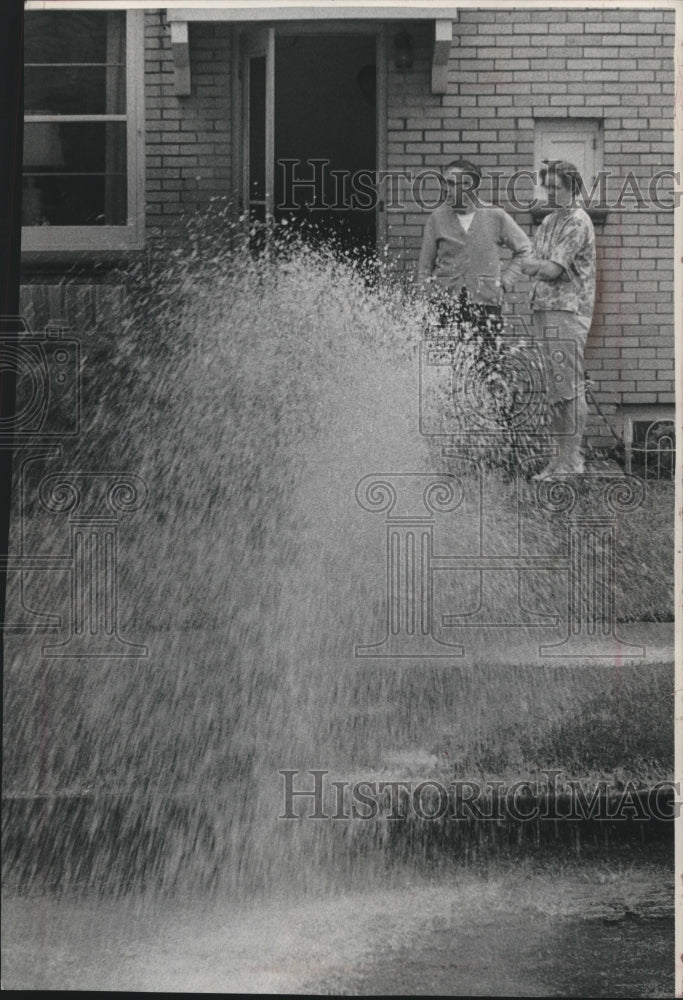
[522,160,596,477]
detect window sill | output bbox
[21,223,145,273]
[530,206,609,226]
[21,225,143,253]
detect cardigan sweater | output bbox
[417,204,531,305]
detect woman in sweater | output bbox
[417,159,531,310]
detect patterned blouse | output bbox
[530,207,596,318]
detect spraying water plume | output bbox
[3,212,673,907]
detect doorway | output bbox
[241,29,380,255]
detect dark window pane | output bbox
[24,122,126,174]
[23,123,127,226]
[22,175,127,227]
[25,66,126,116]
[24,11,124,65]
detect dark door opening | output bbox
[273,34,377,256]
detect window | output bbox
[623,408,676,480]
[534,119,603,198]
[22,9,144,252]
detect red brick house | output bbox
[20,1,676,454]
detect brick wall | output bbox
[385,7,675,446]
[144,10,233,243]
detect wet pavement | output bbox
[2,857,673,994]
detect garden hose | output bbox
[584,375,624,446]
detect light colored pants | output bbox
[532,309,591,405]
[532,309,591,465]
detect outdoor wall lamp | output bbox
[393,31,414,70]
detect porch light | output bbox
[393,30,414,70]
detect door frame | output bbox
[237,27,275,224]
[231,21,387,251]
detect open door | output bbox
[273,33,378,255]
[238,26,382,256]
[240,27,275,227]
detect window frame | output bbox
[21,8,145,253]
[622,406,676,479]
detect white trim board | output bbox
[23,1,678,10]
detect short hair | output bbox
[443,159,481,190]
[540,159,583,197]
